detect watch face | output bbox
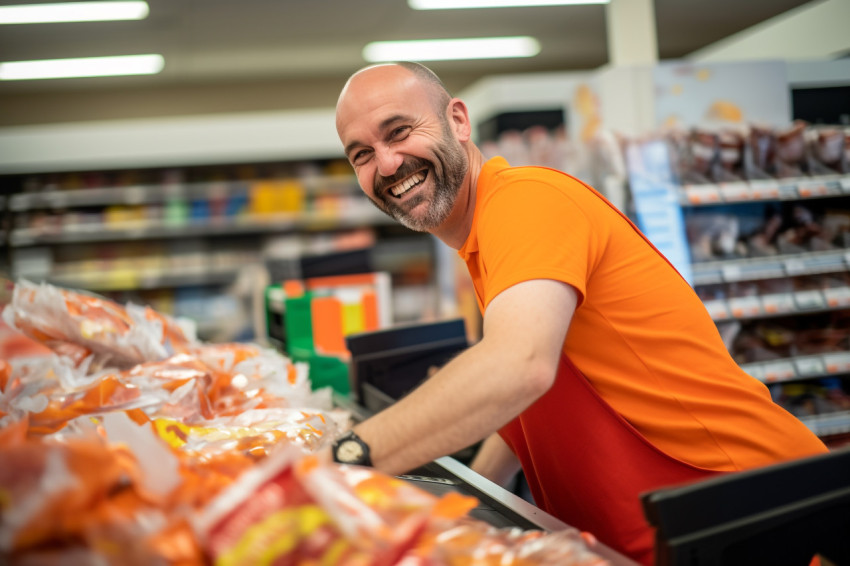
[337,439,364,463]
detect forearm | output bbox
[354,279,576,476]
[470,432,521,488]
[354,340,546,476]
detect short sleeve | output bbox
[476,172,595,309]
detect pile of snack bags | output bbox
[1,280,609,566]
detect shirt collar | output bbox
[457,155,510,259]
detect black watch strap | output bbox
[332,430,372,466]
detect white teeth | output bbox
[391,172,425,197]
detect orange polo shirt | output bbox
[458,157,827,471]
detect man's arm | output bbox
[352,278,578,475]
[471,432,521,488]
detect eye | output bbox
[390,126,411,141]
[350,148,372,166]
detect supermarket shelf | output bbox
[47,265,245,292]
[10,183,241,210]
[680,174,850,206]
[10,208,394,246]
[740,351,850,385]
[8,174,359,212]
[703,286,850,321]
[691,250,850,286]
[799,410,850,438]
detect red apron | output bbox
[499,353,722,565]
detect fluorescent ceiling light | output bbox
[409,0,608,9]
[0,54,164,80]
[0,2,149,24]
[364,36,540,62]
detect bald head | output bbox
[336,62,452,122]
[333,61,474,239]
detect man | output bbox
[332,61,828,565]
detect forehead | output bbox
[336,68,438,143]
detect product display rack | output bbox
[680,174,850,444]
[0,160,440,340]
[680,174,850,207]
[6,175,395,247]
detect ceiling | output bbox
[0,0,814,126]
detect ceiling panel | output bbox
[0,0,813,125]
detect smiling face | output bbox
[335,64,469,233]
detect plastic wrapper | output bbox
[152,406,344,458]
[1,354,208,435]
[0,312,53,360]
[427,522,609,566]
[1,280,609,565]
[196,447,474,566]
[187,342,318,414]
[3,280,195,368]
[1,341,341,441]
[0,417,196,566]
[194,447,608,566]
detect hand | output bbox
[315,443,334,466]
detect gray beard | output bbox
[372,142,468,232]
[384,178,455,232]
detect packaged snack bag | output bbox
[194,448,478,566]
[425,521,610,566]
[0,423,162,562]
[3,280,194,368]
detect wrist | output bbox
[331,429,372,467]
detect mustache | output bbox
[374,157,430,194]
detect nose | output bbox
[374,146,403,178]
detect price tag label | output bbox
[822,179,843,195]
[703,299,731,320]
[721,264,742,281]
[760,361,796,383]
[794,356,826,378]
[823,287,850,308]
[796,180,827,197]
[684,184,721,205]
[719,182,752,201]
[794,290,826,310]
[823,352,850,374]
[749,180,780,200]
[740,363,764,382]
[784,258,807,275]
[728,296,762,319]
[760,293,796,315]
[778,183,799,199]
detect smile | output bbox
[389,170,427,198]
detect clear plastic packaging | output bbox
[3,280,195,368]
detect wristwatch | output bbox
[332,430,372,466]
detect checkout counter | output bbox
[265,258,849,565]
[340,320,850,566]
[338,320,640,566]
[334,393,638,566]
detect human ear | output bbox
[447,98,472,142]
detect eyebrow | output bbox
[344,114,411,158]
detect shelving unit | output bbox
[679,174,850,443]
[1,160,440,342]
[457,66,850,446]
